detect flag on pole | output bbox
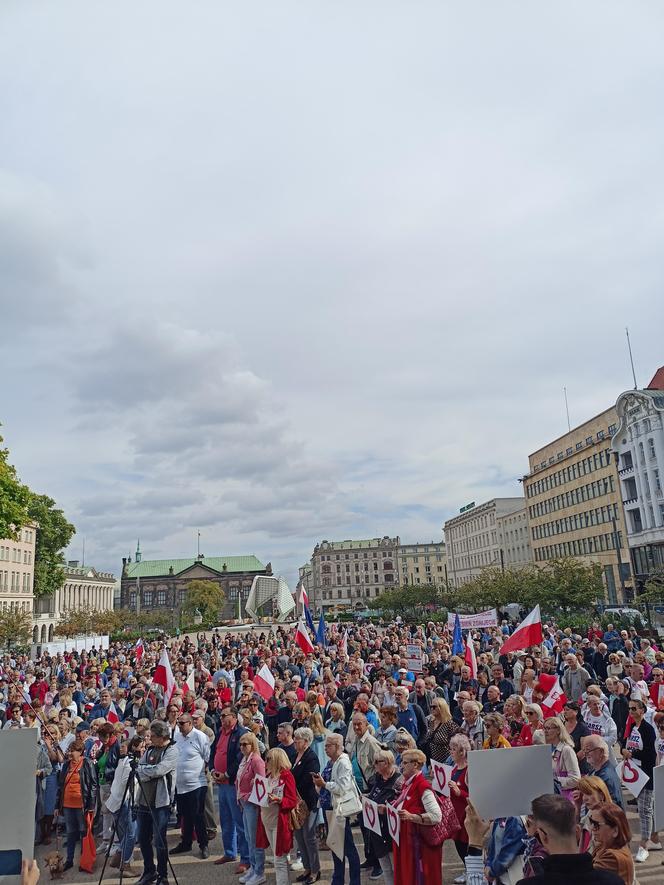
[152,647,176,705]
[186,669,196,694]
[254,663,276,700]
[316,611,327,647]
[537,673,566,715]
[464,636,478,679]
[135,638,144,665]
[452,614,464,656]
[499,605,543,654]
[295,620,315,654]
[304,602,316,634]
[299,585,309,609]
[107,701,121,724]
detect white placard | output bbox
[406,644,423,673]
[0,729,39,885]
[467,744,554,820]
[362,797,383,836]
[447,610,497,630]
[654,764,664,831]
[386,802,400,845]
[248,774,270,807]
[430,759,453,797]
[615,759,650,799]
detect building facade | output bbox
[311,536,399,612]
[523,407,631,603]
[444,498,532,587]
[32,561,116,644]
[0,524,36,617]
[398,541,448,586]
[612,368,664,590]
[120,549,270,623]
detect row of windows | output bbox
[322,573,395,587]
[529,475,616,519]
[527,448,613,498]
[321,587,383,600]
[402,565,445,575]
[534,531,623,561]
[0,546,32,564]
[400,554,444,563]
[321,561,393,574]
[319,551,392,561]
[0,600,31,612]
[447,512,496,540]
[534,427,617,471]
[531,503,620,540]
[0,571,31,592]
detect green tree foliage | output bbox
[0,608,33,649]
[27,494,76,598]
[368,584,451,619]
[641,566,664,603]
[0,428,32,541]
[181,579,226,624]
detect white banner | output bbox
[248,774,270,807]
[468,744,554,819]
[406,643,423,673]
[362,797,383,836]
[386,803,400,845]
[616,759,650,799]
[447,610,497,630]
[430,759,453,797]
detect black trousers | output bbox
[176,785,208,848]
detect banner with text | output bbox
[447,610,497,630]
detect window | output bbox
[597,430,604,440]
[608,424,617,434]
[144,590,153,606]
[157,590,167,605]
[586,436,593,445]
[566,447,573,456]
[649,438,656,459]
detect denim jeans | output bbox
[113,802,136,864]
[241,801,265,877]
[217,783,249,863]
[63,807,86,864]
[136,805,170,878]
[331,818,360,885]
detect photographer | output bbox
[106,735,146,876]
[135,720,179,885]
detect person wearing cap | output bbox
[124,687,154,723]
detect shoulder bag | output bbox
[418,792,460,847]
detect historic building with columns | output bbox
[32,561,116,644]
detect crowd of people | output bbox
[1,614,663,885]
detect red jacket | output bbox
[256,769,297,856]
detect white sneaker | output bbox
[246,877,266,885]
[238,875,251,884]
[635,847,649,863]
[454,875,466,884]
[647,839,663,851]
[290,860,304,872]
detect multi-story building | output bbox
[0,524,36,618]
[523,407,630,603]
[398,541,448,586]
[311,536,399,612]
[120,544,271,623]
[612,367,664,590]
[444,498,532,587]
[32,561,116,644]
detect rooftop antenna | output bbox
[626,327,638,389]
[563,387,571,432]
[82,537,85,567]
[197,530,201,558]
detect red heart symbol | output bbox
[255,778,266,801]
[386,805,398,836]
[365,801,376,828]
[623,762,638,784]
[434,763,447,791]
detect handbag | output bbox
[79,811,97,872]
[334,779,362,818]
[289,793,309,831]
[418,793,460,847]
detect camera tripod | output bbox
[97,755,181,885]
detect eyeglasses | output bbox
[588,818,605,830]
[628,706,639,711]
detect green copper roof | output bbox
[319,538,397,550]
[125,555,265,578]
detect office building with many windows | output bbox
[0,524,36,617]
[311,536,399,611]
[398,541,448,586]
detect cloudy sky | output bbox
[2,2,663,587]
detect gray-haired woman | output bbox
[292,727,321,884]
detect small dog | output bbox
[43,851,64,880]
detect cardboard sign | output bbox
[248,774,270,807]
[362,796,382,836]
[430,759,453,797]
[654,764,664,830]
[0,729,39,885]
[386,802,400,845]
[467,743,554,820]
[447,609,497,630]
[616,759,650,799]
[406,644,423,673]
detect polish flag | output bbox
[107,701,121,724]
[152,648,176,705]
[295,620,315,654]
[135,638,144,665]
[186,669,196,695]
[539,675,566,715]
[299,585,309,609]
[499,605,542,655]
[464,637,478,679]
[254,664,276,701]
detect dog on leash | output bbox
[43,851,64,880]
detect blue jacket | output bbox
[486,817,526,879]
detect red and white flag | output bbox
[135,638,144,665]
[107,701,121,724]
[185,669,196,694]
[340,630,348,657]
[499,605,542,654]
[464,637,478,679]
[537,673,566,715]
[152,647,176,705]
[254,664,276,701]
[299,585,309,609]
[295,620,315,654]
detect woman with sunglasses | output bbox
[236,733,266,885]
[621,697,659,863]
[589,803,634,885]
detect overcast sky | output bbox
[2,2,663,588]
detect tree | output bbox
[0,428,31,541]
[368,584,452,620]
[0,608,34,649]
[641,567,664,604]
[27,494,76,598]
[181,580,226,624]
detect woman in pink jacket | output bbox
[236,732,266,885]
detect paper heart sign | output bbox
[615,759,650,799]
[386,803,400,846]
[362,797,382,836]
[249,774,270,807]
[431,759,452,797]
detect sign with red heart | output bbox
[249,774,270,807]
[386,803,400,846]
[616,759,649,799]
[362,797,382,836]
[431,759,452,797]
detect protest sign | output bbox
[467,744,553,819]
[447,610,497,630]
[654,764,664,831]
[386,803,400,845]
[248,774,270,807]
[616,759,650,799]
[406,644,423,673]
[0,729,38,885]
[430,759,453,797]
[362,797,382,836]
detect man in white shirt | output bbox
[172,714,211,859]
